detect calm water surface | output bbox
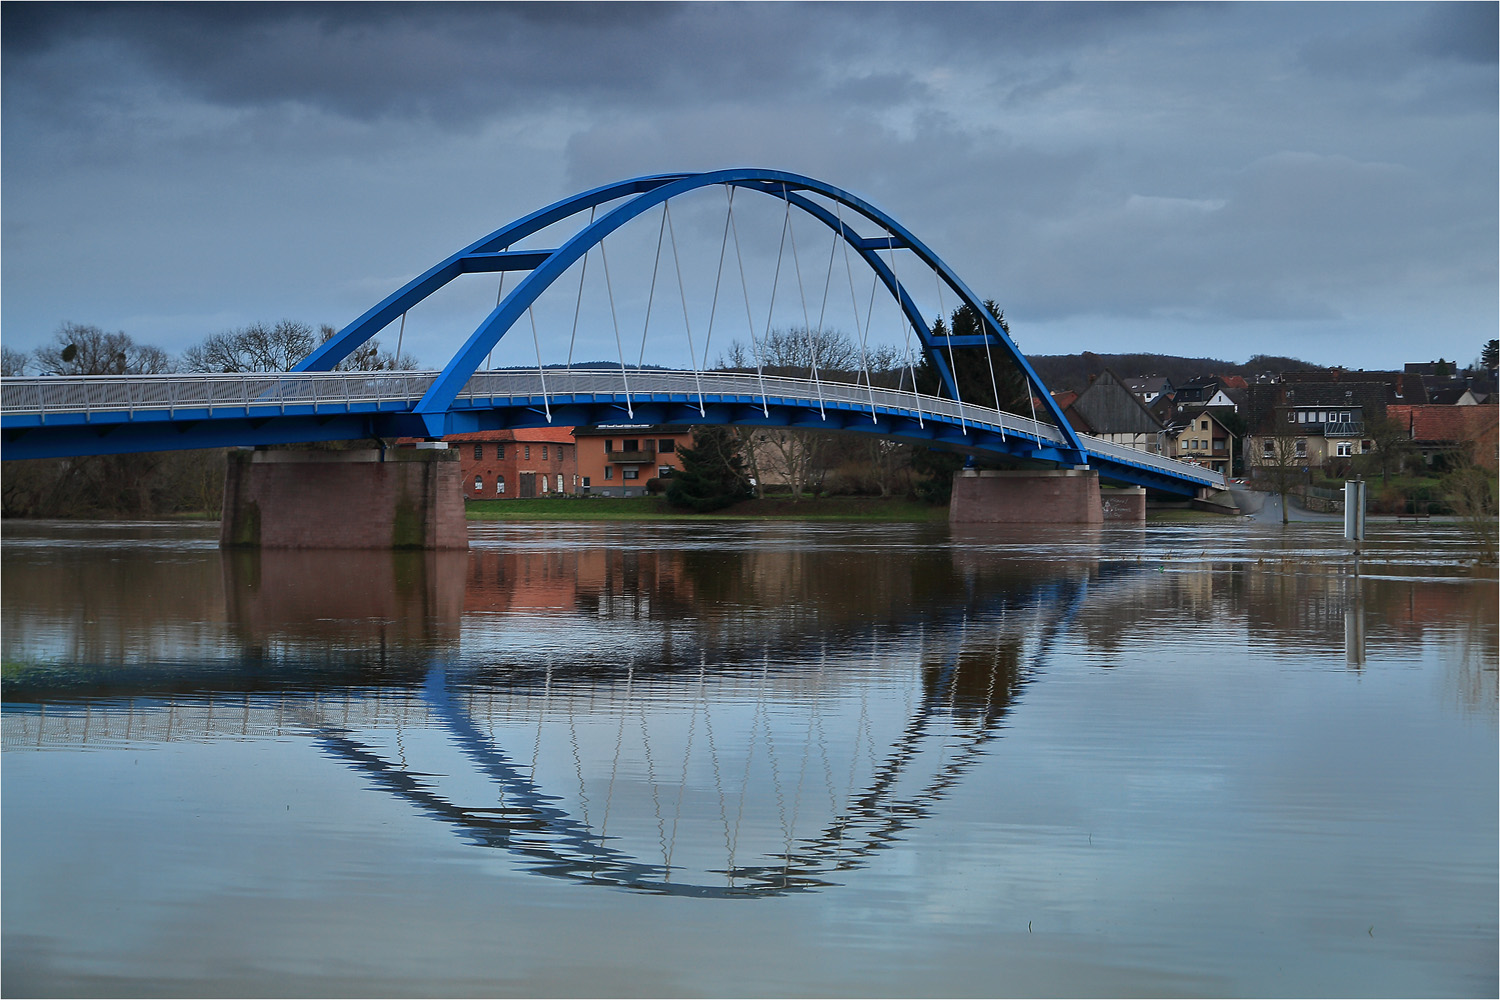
[3,518,1495,997]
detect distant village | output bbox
[1051,357,1498,483]
[440,351,1499,509]
[4,323,1496,518]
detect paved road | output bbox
[1242,491,1344,523]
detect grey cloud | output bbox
[1415,2,1499,63]
[2,2,1493,369]
[1,2,1185,126]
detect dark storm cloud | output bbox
[1,2,1494,368]
[1,2,1178,122]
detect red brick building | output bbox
[444,427,580,498]
[572,425,694,497]
[1387,404,1498,472]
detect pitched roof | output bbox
[445,426,581,443]
[1387,404,1499,444]
[1070,369,1165,435]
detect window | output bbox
[1294,439,1307,458]
[540,475,548,493]
[1336,442,1353,457]
[1287,411,1296,423]
[623,468,639,480]
[524,445,531,460]
[1297,411,1307,423]
[497,444,505,459]
[1262,440,1275,457]
[541,445,548,460]
[556,475,563,493]
[474,476,483,491]
[1200,419,1209,430]
[473,444,483,460]
[658,439,675,453]
[658,466,673,478]
[604,467,613,480]
[624,439,639,452]
[1339,411,1350,423]
[605,440,613,452]
[497,475,505,494]
[1362,440,1373,450]
[582,476,591,488]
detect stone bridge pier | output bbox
[949,469,1145,525]
[221,447,467,550]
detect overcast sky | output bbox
[3,2,1496,374]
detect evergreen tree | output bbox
[913,300,1029,410]
[1481,339,1498,372]
[666,426,750,512]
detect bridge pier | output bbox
[950,469,1102,525]
[221,447,467,550]
[1101,486,1147,522]
[950,468,1146,525]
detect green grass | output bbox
[465,495,947,522]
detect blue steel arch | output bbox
[298,169,1085,454]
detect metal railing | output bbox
[1,369,1220,486]
[1,371,437,419]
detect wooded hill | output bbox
[1028,353,1322,395]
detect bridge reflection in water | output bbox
[7,523,1489,899]
[2,528,1122,898]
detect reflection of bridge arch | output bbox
[312,575,1094,898]
[297,169,1082,454]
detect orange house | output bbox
[572,425,694,497]
[444,427,580,498]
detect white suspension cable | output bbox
[884,242,924,428]
[638,203,669,370]
[726,186,770,416]
[566,207,597,372]
[664,200,706,416]
[488,250,507,372]
[528,304,552,422]
[597,233,634,417]
[783,184,826,420]
[836,202,879,422]
[981,310,1005,442]
[933,271,966,435]
[395,311,407,372]
[1028,366,1041,435]
[759,193,793,408]
[702,187,735,373]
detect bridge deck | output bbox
[1,370,1222,493]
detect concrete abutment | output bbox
[220,447,467,550]
[949,469,1147,525]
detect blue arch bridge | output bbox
[1,169,1222,533]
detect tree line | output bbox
[2,320,414,518]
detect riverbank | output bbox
[465,495,949,522]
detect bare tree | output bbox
[182,320,317,373]
[1,345,30,376]
[732,427,766,499]
[182,321,417,373]
[717,327,864,375]
[323,325,419,372]
[1443,459,1498,560]
[1360,412,1413,486]
[33,322,173,375]
[1257,430,1306,525]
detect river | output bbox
[2,518,1495,997]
